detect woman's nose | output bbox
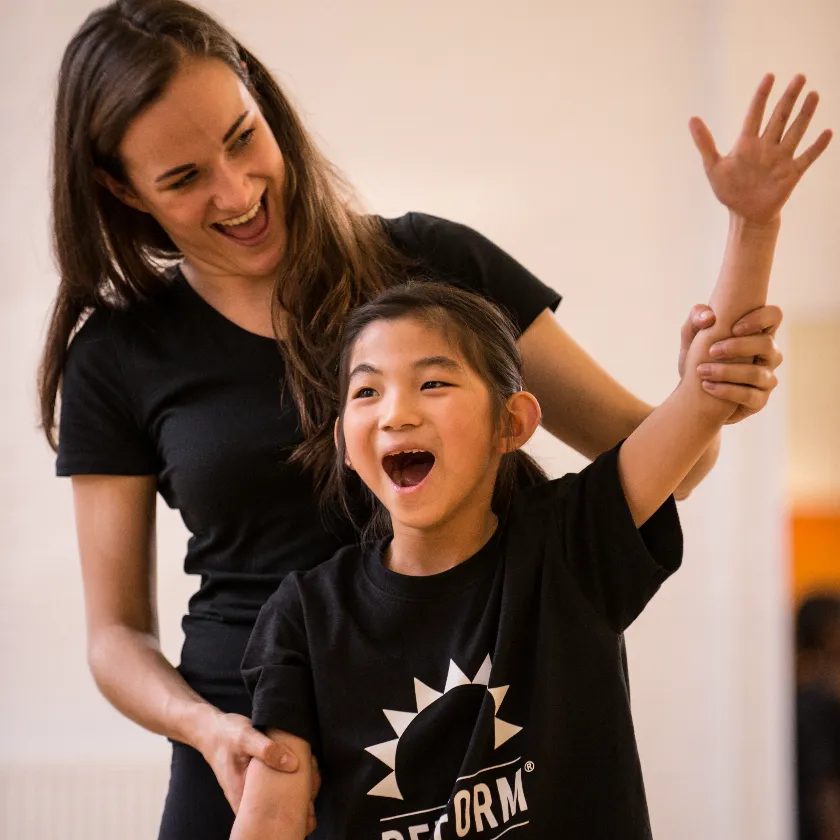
[212,161,252,213]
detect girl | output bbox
[234,75,831,839]
[46,1,786,835]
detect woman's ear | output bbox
[94,168,149,213]
[498,391,542,454]
[334,418,353,470]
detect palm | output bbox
[706,138,801,223]
[691,73,832,223]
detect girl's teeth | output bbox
[218,200,261,227]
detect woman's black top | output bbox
[56,212,562,711]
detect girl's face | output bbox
[342,317,502,533]
[113,58,287,282]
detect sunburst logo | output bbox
[365,654,521,801]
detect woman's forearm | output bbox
[88,623,219,748]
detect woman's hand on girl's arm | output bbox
[71,474,302,815]
[518,299,782,496]
[193,710,308,815]
[681,302,783,424]
[230,730,314,840]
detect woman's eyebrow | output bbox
[154,111,251,182]
[222,110,249,143]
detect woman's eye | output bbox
[352,387,377,399]
[421,381,450,390]
[170,170,198,190]
[231,128,256,151]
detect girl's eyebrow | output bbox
[413,355,462,372]
[348,355,462,381]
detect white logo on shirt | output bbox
[365,654,522,801]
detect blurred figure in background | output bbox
[797,594,840,840]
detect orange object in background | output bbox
[791,509,840,603]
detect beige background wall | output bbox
[2,0,838,838]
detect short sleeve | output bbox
[56,311,159,477]
[518,444,683,633]
[386,212,561,336]
[241,575,319,749]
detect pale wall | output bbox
[2,1,838,838]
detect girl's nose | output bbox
[380,392,421,431]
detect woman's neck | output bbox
[181,261,280,339]
[385,508,499,577]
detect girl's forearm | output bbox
[88,623,219,748]
[231,735,312,840]
[705,213,780,343]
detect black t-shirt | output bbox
[56,213,561,706]
[242,445,683,840]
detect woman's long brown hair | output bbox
[39,0,409,487]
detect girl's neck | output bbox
[384,508,499,577]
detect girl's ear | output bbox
[334,418,353,470]
[498,391,542,454]
[94,168,149,213]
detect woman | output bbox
[39,1,784,838]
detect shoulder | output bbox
[66,280,181,365]
[381,211,494,264]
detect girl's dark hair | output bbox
[328,281,548,540]
[39,0,408,480]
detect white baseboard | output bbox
[1,762,169,840]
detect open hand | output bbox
[689,73,832,223]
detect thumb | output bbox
[688,117,720,172]
[262,739,300,773]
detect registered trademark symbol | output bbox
[524,761,535,773]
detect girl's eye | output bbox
[421,381,451,390]
[231,127,256,152]
[352,387,378,399]
[170,170,198,190]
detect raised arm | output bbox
[617,73,831,526]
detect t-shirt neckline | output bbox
[362,526,503,602]
[173,265,279,345]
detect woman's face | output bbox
[115,58,287,282]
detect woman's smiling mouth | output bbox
[212,190,270,244]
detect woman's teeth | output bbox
[217,199,262,227]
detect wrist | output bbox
[727,211,781,238]
[169,696,222,752]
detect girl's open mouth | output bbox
[212,191,269,244]
[382,450,435,489]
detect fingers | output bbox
[731,304,784,337]
[689,116,720,171]
[795,128,834,175]
[742,73,775,136]
[762,74,806,143]
[679,304,715,377]
[781,90,821,152]
[701,380,768,414]
[697,362,778,391]
[709,335,783,368]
